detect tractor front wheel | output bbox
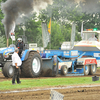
[2,62,14,78]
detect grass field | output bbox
[0,77,100,91]
[0,68,100,91]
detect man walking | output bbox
[12,48,22,85]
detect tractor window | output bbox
[83,32,97,41]
[9,44,16,48]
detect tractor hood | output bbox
[73,40,100,51]
[0,47,15,55]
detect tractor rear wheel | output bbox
[2,62,14,78]
[89,64,97,75]
[21,52,42,77]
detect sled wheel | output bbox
[83,65,90,76]
[89,64,97,75]
[61,65,68,75]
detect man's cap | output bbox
[15,48,19,52]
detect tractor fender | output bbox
[77,58,97,65]
[21,50,37,61]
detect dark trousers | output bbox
[18,49,22,57]
[12,66,20,83]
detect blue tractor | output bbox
[0,35,42,78]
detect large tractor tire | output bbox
[61,65,68,76]
[83,65,90,76]
[21,52,42,78]
[2,62,14,78]
[89,64,97,75]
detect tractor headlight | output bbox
[3,53,9,58]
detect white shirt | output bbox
[12,52,22,66]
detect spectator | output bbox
[12,48,22,85]
[40,51,46,58]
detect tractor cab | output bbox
[8,35,29,50]
[73,30,100,51]
[82,32,98,41]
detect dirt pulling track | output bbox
[0,69,100,100]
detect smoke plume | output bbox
[67,0,100,13]
[1,0,52,38]
[80,0,100,13]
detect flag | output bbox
[42,22,50,48]
[48,18,51,34]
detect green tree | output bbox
[0,33,6,47]
[0,0,6,38]
[2,0,100,49]
[47,21,64,49]
[14,16,43,47]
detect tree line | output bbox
[0,0,100,49]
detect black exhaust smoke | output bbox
[1,0,52,39]
[1,0,99,39]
